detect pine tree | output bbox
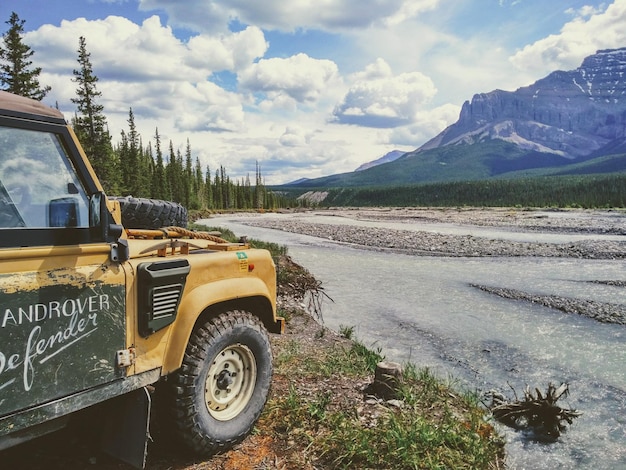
[116,130,129,190]
[165,141,184,203]
[213,168,223,209]
[245,173,253,209]
[0,12,50,99]
[205,165,213,209]
[221,166,229,209]
[138,139,153,198]
[184,139,194,209]
[123,108,141,195]
[193,157,204,210]
[151,128,169,200]
[255,161,264,209]
[176,149,185,203]
[71,36,118,193]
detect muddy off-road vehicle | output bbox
[0,91,283,467]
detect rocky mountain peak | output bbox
[355,150,405,171]
[419,47,626,159]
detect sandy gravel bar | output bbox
[243,209,626,259]
[472,284,626,325]
[335,207,626,234]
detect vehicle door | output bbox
[0,121,127,419]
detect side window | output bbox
[0,126,89,229]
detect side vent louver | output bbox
[138,259,190,337]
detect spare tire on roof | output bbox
[109,196,188,229]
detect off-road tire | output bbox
[170,310,272,454]
[108,196,187,229]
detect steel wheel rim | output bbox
[205,343,257,421]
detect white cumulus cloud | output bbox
[279,127,311,147]
[387,103,461,145]
[239,53,340,104]
[138,0,443,33]
[173,81,246,133]
[510,0,626,74]
[333,59,437,128]
[186,26,268,72]
[27,16,267,82]
[24,15,264,137]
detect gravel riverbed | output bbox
[238,207,626,259]
[233,207,626,325]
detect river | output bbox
[205,213,626,469]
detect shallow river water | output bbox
[206,214,626,469]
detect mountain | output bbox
[284,177,311,185]
[355,150,406,171]
[282,48,626,189]
[282,139,565,188]
[418,47,626,158]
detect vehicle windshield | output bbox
[0,126,89,229]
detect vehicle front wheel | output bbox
[170,310,273,454]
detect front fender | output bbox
[161,276,275,374]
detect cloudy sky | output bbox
[1,1,625,184]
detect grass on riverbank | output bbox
[191,223,505,468]
[190,223,288,256]
[266,325,505,469]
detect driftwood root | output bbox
[488,382,582,441]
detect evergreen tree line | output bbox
[0,12,290,211]
[317,173,626,208]
[114,120,286,210]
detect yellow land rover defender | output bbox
[0,91,283,467]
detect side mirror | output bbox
[90,192,128,262]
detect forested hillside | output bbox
[285,173,626,208]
